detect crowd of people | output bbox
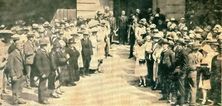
[0,6,221,106]
[0,7,115,105]
[123,8,222,106]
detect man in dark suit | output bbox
[7,37,26,105]
[118,10,128,44]
[34,38,51,104]
[81,31,93,76]
[159,39,175,100]
[23,32,36,89]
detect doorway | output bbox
[113,0,153,17]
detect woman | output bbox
[49,39,68,96]
[97,24,107,72]
[134,39,147,87]
[72,31,84,77]
[199,43,218,105]
[65,38,80,84]
[89,30,99,71]
[152,40,163,89]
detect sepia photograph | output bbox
[0,0,222,106]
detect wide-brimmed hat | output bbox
[11,35,20,41]
[39,38,48,46]
[170,18,176,21]
[162,39,169,44]
[139,18,147,25]
[70,32,79,37]
[68,38,76,44]
[100,20,106,24]
[177,38,186,45]
[43,21,51,28]
[195,34,202,39]
[150,24,156,29]
[27,32,34,38]
[38,27,45,33]
[83,31,89,35]
[32,24,39,29]
[153,29,159,33]
[192,43,201,50]
[194,27,204,33]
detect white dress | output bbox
[75,39,84,68]
[97,27,107,60]
[89,35,98,70]
[134,43,147,77]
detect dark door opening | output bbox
[113,0,152,17]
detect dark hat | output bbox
[177,38,186,45]
[97,11,103,15]
[70,33,79,37]
[68,38,76,44]
[137,39,144,46]
[162,39,169,44]
[167,36,174,40]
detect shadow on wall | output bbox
[0,0,76,25]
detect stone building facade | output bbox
[77,0,185,19]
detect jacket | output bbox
[23,40,36,64]
[81,38,93,57]
[34,48,51,77]
[7,49,25,80]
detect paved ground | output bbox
[2,45,169,106]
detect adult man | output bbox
[118,10,128,44]
[81,31,93,76]
[108,12,117,45]
[128,14,137,58]
[34,38,51,104]
[135,9,142,22]
[0,29,12,105]
[23,32,36,89]
[174,39,191,105]
[7,37,26,105]
[211,38,222,105]
[186,43,203,106]
[159,39,175,100]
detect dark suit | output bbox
[7,49,25,103]
[23,40,36,87]
[81,38,93,75]
[49,48,68,88]
[159,49,175,99]
[174,46,191,105]
[66,46,80,82]
[34,48,51,102]
[118,15,128,44]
